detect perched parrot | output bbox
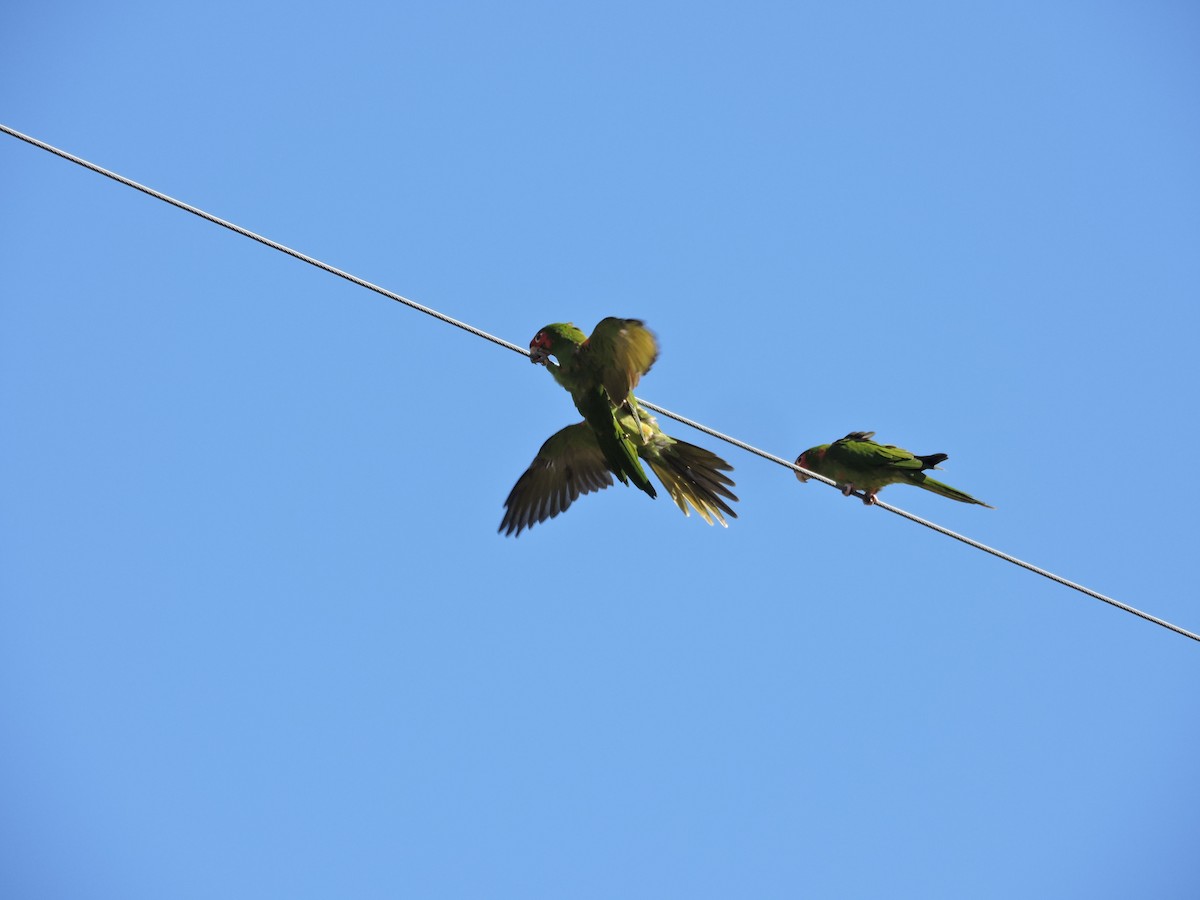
[500,317,738,536]
[794,431,993,508]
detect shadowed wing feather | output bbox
[499,422,615,536]
[581,317,659,403]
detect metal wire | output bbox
[0,124,527,356]
[5,122,1196,644]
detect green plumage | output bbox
[794,431,993,508]
[500,318,738,536]
[528,318,657,496]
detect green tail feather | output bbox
[578,388,656,498]
[600,425,655,498]
[912,473,994,508]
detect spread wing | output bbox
[581,317,659,403]
[499,422,615,536]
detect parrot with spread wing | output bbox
[794,431,993,508]
[500,318,738,536]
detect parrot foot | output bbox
[840,483,877,505]
[628,403,645,441]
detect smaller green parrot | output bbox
[794,431,993,508]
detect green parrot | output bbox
[794,431,993,508]
[500,317,738,536]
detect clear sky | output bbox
[3,2,1199,898]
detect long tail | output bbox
[645,440,739,526]
[579,389,656,498]
[601,423,657,498]
[911,473,994,508]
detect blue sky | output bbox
[3,2,1199,897]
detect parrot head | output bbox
[793,445,829,483]
[529,322,587,365]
